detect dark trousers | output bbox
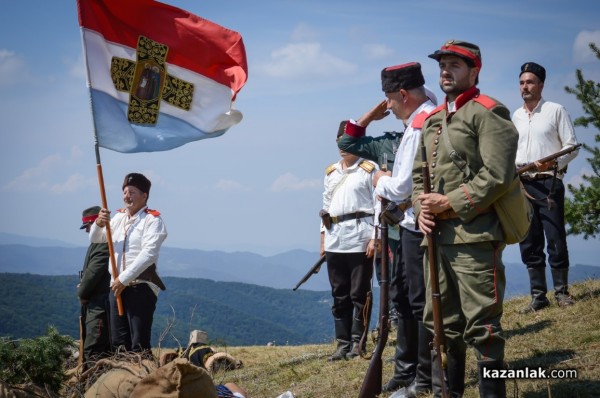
[390,227,426,320]
[519,178,569,270]
[108,283,157,351]
[83,293,111,361]
[325,251,373,320]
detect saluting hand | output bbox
[357,99,389,127]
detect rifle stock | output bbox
[421,145,449,398]
[517,144,581,174]
[292,255,326,291]
[357,199,390,398]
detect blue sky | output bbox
[1,1,599,266]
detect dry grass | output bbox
[208,278,600,398]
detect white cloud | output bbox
[363,43,395,60]
[0,49,26,86]
[50,174,90,194]
[2,148,93,194]
[291,23,319,42]
[259,42,357,78]
[573,30,600,63]
[216,179,251,192]
[565,167,594,188]
[270,173,321,192]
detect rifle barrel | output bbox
[517,144,581,174]
[292,255,326,291]
[421,145,449,398]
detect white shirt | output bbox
[375,100,436,231]
[322,158,378,252]
[512,98,579,177]
[90,206,167,294]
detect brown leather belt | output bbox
[436,207,492,221]
[397,202,412,212]
[331,211,374,224]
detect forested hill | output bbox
[0,273,335,347]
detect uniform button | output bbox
[430,184,434,190]
[430,174,434,179]
[433,151,437,157]
[431,162,436,168]
[434,139,439,144]
[437,130,442,135]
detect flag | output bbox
[77,0,248,153]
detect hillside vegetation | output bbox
[209,278,600,398]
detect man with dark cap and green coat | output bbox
[413,40,518,397]
[78,206,112,363]
[91,172,168,353]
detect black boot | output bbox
[431,345,465,398]
[389,321,432,397]
[382,318,417,392]
[328,316,352,361]
[551,268,575,307]
[346,315,366,359]
[477,359,506,398]
[520,267,550,313]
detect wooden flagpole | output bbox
[95,143,124,316]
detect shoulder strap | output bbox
[411,111,429,129]
[473,94,497,110]
[441,113,473,182]
[325,163,336,175]
[358,160,375,173]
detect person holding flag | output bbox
[91,173,167,353]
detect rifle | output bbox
[421,144,449,398]
[517,144,581,174]
[292,255,326,291]
[357,202,390,397]
[78,305,86,367]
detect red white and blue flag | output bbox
[77,0,248,153]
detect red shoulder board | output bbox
[473,94,497,110]
[117,208,126,213]
[145,208,161,216]
[411,111,430,129]
[427,104,445,119]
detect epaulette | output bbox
[473,94,497,110]
[325,163,336,175]
[359,160,375,173]
[426,104,445,119]
[145,208,161,216]
[411,111,430,129]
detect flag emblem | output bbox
[110,35,195,125]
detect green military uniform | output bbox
[337,126,402,242]
[412,86,517,363]
[78,206,112,362]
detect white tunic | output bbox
[374,100,436,232]
[322,158,377,253]
[90,206,167,294]
[512,98,579,178]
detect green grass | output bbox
[208,278,600,398]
